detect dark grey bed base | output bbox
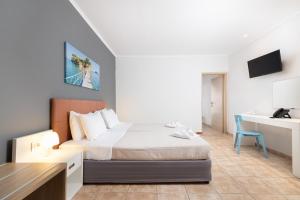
[83,159,211,184]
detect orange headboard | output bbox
[51,98,106,145]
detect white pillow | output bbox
[99,108,109,127]
[69,111,86,141]
[80,112,107,140]
[101,109,119,129]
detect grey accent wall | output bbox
[0,0,116,163]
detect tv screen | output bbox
[247,50,282,78]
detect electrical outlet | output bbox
[31,142,40,152]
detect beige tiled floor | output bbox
[73,126,300,200]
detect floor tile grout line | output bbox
[184,185,191,200]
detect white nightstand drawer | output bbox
[66,153,82,177]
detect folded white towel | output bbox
[186,128,198,137]
[170,132,190,139]
[165,121,185,128]
[170,129,198,139]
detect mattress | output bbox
[60,123,210,161]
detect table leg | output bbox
[292,126,300,178]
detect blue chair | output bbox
[234,115,268,158]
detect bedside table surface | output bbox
[29,149,83,163]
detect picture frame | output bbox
[64,42,100,91]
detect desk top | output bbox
[0,163,66,200]
[241,114,300,123]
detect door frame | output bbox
[202,72,227,133]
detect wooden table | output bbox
[14,149,83,200]
[0,163,66,200]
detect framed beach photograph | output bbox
[64,42,100,91]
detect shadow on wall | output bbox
[6,140,12,162]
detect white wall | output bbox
[228,14,300,156]
[116,55,228,131]
[202,76,212,126]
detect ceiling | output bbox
[73,0,300,56]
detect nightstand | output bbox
[25,149,83,200]
[53,149,83,200]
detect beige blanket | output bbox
[112,123,210,160]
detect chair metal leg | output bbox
[259,135,268,158]
[234,133,238,148]
[236,134,242,154]
[255,136,260,150]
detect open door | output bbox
[210,76,224,132]
[202,73,227,133]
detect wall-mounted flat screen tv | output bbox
[247,50,282,78]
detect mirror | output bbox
[273,77,300,109]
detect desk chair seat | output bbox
[234,115,268,158]
[239,131,261,136]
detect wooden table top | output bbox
[0,163,66,200]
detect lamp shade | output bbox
[41,131,59,149]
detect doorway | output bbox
[202,73,227,133]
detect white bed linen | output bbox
[60,123,210,161]
[60,122,131,160]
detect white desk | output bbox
[240,114,300,178]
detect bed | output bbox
[51,98,211,183]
